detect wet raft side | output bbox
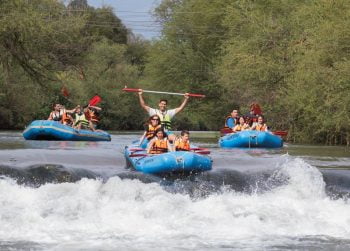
[124,144,212,174]
[219,131,283,148]
[23,120,111,141]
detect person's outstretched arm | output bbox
[88,105,102,111]
[138,90,150,113]
[174,93,190,114]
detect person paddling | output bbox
[147,128,173,154]
[83,104,102,131]
[138,90,190,131]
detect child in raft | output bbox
[174,130,191,151]
[147,128,173,154]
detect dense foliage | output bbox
[1,0,349,145]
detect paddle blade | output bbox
[61,86,69,97]
[188,93,205,98]
[190,147,207,151]
[273,131,288,137]
[122,88,141,93]
[220,127,233,136]
[129,148,144,152]
[89,95,102,106]
[195,150,211,155]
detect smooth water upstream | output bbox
[0,131,350,250]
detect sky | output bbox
[87,0,161,39]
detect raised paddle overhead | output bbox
[122,87,206,98]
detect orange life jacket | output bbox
[85,109,100,123]
[62,111,73,125]
[150,138,169,154]
[175,139,190,151]
[255,124,267,132]
[145,124,162,140]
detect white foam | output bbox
[0,158,349,249]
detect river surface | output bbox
[0,131,350,250]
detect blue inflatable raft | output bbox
[23,120,111,141]
[219,130,283,148]
[124,144,212,174]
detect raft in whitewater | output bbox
[219,130,283,148]
[124,143,212,174]
[23,120,111,141]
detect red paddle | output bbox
[130,147,208,152]
[129,153,148,157]
[129,151,210,157]
[190,148,208,151]
[273,131,288,137]
[129,148,145,152]
[123,88,205,98]
[89,95,102,106]
[195,150,211,155]
[61,86,70,97]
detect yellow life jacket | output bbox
[175,139,190,151]
[150,138,168,154]
[234,124,248,132]
[74,113,89,126]
[145,124,162,140]
[155,110,172,130]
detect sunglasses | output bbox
[151,118,159,121]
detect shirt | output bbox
[148,108,176,120]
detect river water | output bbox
[0,131,350,250]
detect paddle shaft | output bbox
[130,147,207,152]
[129,150,210,157]
[123,88,205,98]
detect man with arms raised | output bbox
[138,90,190,131]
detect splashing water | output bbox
[0,158,349,250]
